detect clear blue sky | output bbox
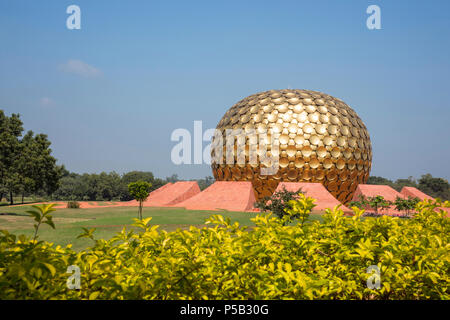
[1,0,449,181]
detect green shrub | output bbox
[349,194,368,210]
[254,187,305,224]
[0,199,449,299]
[66,201,80,209]
[394,196,420,216]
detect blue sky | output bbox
[0,0,449,180]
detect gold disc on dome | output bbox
[315,124,327,135]
[287,169,298,180]
[279,157,289,168]
[328,125,338,135]
[323,136,333,146]
[301,170,312,181]
[323,158,333,169]
[336,158,346,170]
[294,135,305,145]
[302,123,314,134]
[301,145,313,157]
[310,158,320,169]
[310,135,320,145]
[331,147,341,158]
[316,169,325,180]
[267,113,277,122]
[279,134,289,145]
[295,158,305,168]
[286,145,297,157]
[293,104,304,113]
[316,146,327,158]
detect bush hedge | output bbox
[0,197,449,299]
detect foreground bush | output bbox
[0,198,449,299]
[254,186,304,224]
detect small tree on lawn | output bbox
[367,195,391,215]
[128,181,152,220]
[407,197,420,216]
[349,194,368,210]
[393,196,407,214]
[394,196,420,216]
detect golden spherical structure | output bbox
[210,89,372,204]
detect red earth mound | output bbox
[352,184,404,202]
[174,181,256,212]
[140,181,201,206]
[275,182,351,214]
[351,184,404,215]
[400,186,433,200]
[400,186,450,217]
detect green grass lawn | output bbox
[0,203,324,251]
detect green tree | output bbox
[254,187,304,225]
[196,176,214,190]
[52,170,165,201]
[21,133,61,202]
[165,174,179,183]
[128,181,152,220]
[393,176,418,192]
[0,111,23,204]
[366,176,394,187]
[349,194,368,210]
[418,174,450,200]
[394,196,420,217]
[367,196,391,215]
[120,171,163,201]
[0,111,61,204]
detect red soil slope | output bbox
[352,184,405,215]
[142,181,200,206]
[275,182,351,214]
[174,181,256,212]
[352,184,404,202]
[400,187,433,200]
[400,186,450,217]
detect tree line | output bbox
[0,111,61,205]
[51,171,215,201]
[367,174,450,200]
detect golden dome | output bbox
[211,89,372,204]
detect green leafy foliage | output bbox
[366,196,391,214]
[0,110,61,205]
[25,204,56,241]
[0,198,449,300]
[128,181,152,220]
[418,174,450,200]
[349,195,368,210]
[52,170,167,201]
[393,197,420,217]
[367,174,450,200]
[254,187,304,224]
[196,176,215,191]
[284,193,316,226]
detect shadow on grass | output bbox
[0,201,48,207]
[0,212,30,217]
